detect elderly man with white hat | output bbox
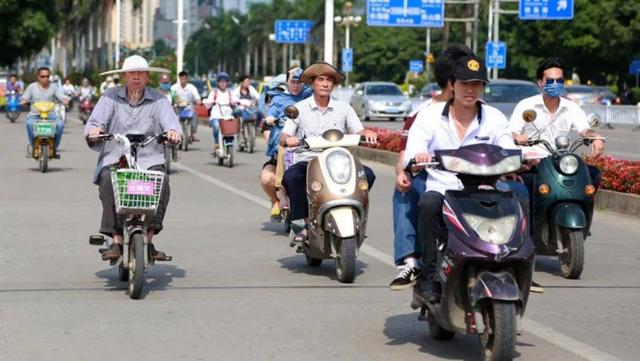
[279,61,378,242]
[84,55,182,261]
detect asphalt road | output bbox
[0,111,638,361]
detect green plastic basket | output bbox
[110,169,164,215]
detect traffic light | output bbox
[426,53,435,64]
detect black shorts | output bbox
[262,157,277,169]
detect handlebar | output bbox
[89,132,175,146]
[404,157,440,173]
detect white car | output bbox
[350,82,412,121]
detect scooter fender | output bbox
[552,203,587,229]
[324,206,358,238]
[469,271,521,307]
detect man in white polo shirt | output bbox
[404,54,519,302]
[509,57,604,191]
[280,61,378,242]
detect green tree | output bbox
[0,0,63,66]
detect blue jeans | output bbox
[26,114,64,149]
[392,171,427,265]
[210,119,220,143]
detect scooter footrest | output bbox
[153,255,172,262]
[89,234,106,246]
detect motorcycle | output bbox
[216,114,240,168]
[284,106,371,284]
[78,95,94,125]
[88,132,173,299]
[518,110,602,279]
[237,99,258,154]
[176,100,195,151]
[27,101,59,173]
[409,143,534,361]
[6,90,21,123]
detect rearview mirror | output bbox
[284,105,299,120]
[522,109,537,123]
[587,113,600,128]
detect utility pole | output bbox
[175,0,185,75]
[324,0,334,63]
[426,28,431,81]
[115,0,121,66]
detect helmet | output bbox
[159,73,171,83]
[216,72,230,82]
[81,78,90,86]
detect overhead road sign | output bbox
[367,0,444,28]
[629,60,640,75]
[519,0,574,20]
[274,20,313,43]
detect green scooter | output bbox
[520,111,602,279]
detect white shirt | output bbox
[408,98,435,117]
[170,82,201,106]
[404,101,516,195]
[204,88,234,120]
[232,85,259,104]
[509,94,590,156]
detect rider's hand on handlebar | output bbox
[411,153,431,172]
[87,127,105,143]
[521,152,541,171]
[514,134,529,145]
[591,139,605,156]
[166,129,181,144]
[285,136,300,147]
[363,129,378,144]
[265,116,276,126]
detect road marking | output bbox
[175,161,623,361]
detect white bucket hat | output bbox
[100,55,170,76]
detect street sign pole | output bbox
[324,0,334,63]
[426,28,431,82]
[492,0,500,80]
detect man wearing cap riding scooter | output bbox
[279,61,378,242]
[84,55,182,261]
[404,54,522,302]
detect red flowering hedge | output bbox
[364,127,640,195]
[584,156,640,195]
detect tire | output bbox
[335,237,357,283]
[428,313,455,340]
[226,144,234,168]
[305,255,323,267]
[39,144,48,173]
[283,209,291,234]
[248,125,256,153]
[128,233,145,299]
[217,151,224,166]
[8,112,17,123]
[171,145,178,162]
[559,229,585,279]
[479,301,516,361]
[181,122,190,152]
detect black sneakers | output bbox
[389,265,422,290]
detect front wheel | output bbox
[479,301,516,361]
[335,237,357,283]
[305,255,322,267]
[247,124,256,153]
[39,144,48,173]
[226,144,234,168]
[559,229,585,279]
[128,233,145,299]
[181,122,190,151]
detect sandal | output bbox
[101,243,122,261]
[148,243,172,261]
[270,204,282,222]
[293,228,309,243]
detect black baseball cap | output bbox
[453,55,489,83]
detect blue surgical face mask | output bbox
[543,82,564,98]
[160,82,171,91]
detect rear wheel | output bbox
[181,122,190,151]
[282,208,291,234]
[164,146,172,174]
[128,233,145,299]
[247,123,256,153]
[305,255,323,267]
[479,301,516,361]
[39,144,48,173]
[118,262,129,281]
[335,237,357,283]
[559,229,585,279]
[226,144,234,168]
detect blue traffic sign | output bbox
[367,0,444,28]
[486,42,507,69]
[630,60,640,75]
[409,60,424,73]
[342,48,353,73]
[274,20,313,43]
[519,0,574,20]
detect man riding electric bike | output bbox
[171,70,202,144]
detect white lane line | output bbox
[175,161,623,361]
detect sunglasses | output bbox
[544,78,564,85]
[39,75,50,79]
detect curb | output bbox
[355,145,640,219]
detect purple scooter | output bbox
[410,143,534,361]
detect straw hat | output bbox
[300,61,346,84]
[100,55,170,76]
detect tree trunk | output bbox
[282,44,287,73]
[271,45,276,75]
[262,43,267,77]
[304,42,310,68]
[253,46,259,76]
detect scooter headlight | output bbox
[326,150,352,184]
[558,155,579,175]
[463,214,516,245]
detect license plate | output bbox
[126,180,155,195]
[386,107,399,113]
[34,123,54,136]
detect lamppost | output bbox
[334,1,361,87]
